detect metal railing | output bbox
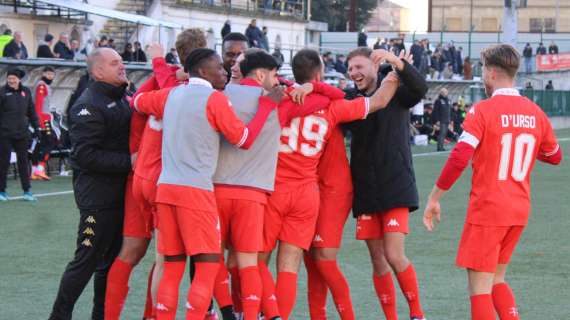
[178,0,306,20]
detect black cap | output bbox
[7,68,25,79]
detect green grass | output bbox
[1,129,569,319]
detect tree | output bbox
[311,0,380,32]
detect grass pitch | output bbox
[1,129,569,319]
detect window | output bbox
[544,18,556,33]
[446,18,463,31]
[481,18,498,32]
[529,18,543,32]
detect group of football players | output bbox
[100,28,561,320]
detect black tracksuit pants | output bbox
[0,137,31,192]
[49,208,124,320]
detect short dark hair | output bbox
[240,50,279,77]
[44,34,54,42]
[184,48,217,75]
[347,47,372,63]
[42,66,55,73]
[3,29,12,36]
[292,49,322,84]
[223,32,248,45]
[481,44,520,78]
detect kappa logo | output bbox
[148,116,163,131]
[268,294,277,301]
[81,239,92,247]
[387,219,400,227]
[313,234,324,242]
[77,108,91,116]
[185,302,195,310]
[83,227,95,236]
[245,294,260,301]
[156,303,168,311]
[106,102,117,109]
[221,278,230,285]
[380,294,391,304]
[469,105,476,115]
[85,216,96,224]
[508,307,519,316]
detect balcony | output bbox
[176,0,307,21]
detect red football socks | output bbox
[373,272,398,320]
[276,271,298,320]
[396,264,424,318]
[239,266,263,320]
[229,266,243,312]
[304,255,328,320]
[492,282,520,319]
[471,294,496,320]
[259,261,280,319]
[157,260,186,320]
[186,262,220,320]
[143,263,156,319]
[105,258,133,320]
[213,257,233,309]
[315,260,355,320]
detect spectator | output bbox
[430,51,445,79]
[0,68,40,202]
[357,29,368,47]
[337,74,348,90]
[245,19,263,48]
[260,26,270,51]
[165,48,179,64]
[536,42,547,55]
[323,52,335,72]
[272,47,284,66]
[410,40,424,70]
[545,80,554,90]
[334,54,347,74]
[3,31,28,59]
[98,36,109,48]
[523,43,533,74]
[373,37,389,50]
[53,32,74,60]
[455,46,463,75]
[451,102,464,136]
[132,41,147,62]
[37,34,56,58]
[548,41,559,54]
[433,88,451,151]
[415,104,436,141]
[221,20,231,39]
[121,43,134,62]
[463,57,473,80]
[76,38,95,61]
[108,38,116,50]
[411,98,424,123]
[70,40,80,60]
[392,37,406,56]
[442,64,454,80]
[525,82,534,90]
[0,29,12,57]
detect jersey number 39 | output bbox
[280,116,329,157]
[498,133,536,181]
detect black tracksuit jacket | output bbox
[345,60,428,216]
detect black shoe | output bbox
[437,147,447,152]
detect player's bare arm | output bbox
[423,186,445,232]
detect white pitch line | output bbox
[7,190,73,201]
[5,137,570,200]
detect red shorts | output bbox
[217,198,265,253]
[156,203,221,256]
[263,183,320,251]
[311,192,352,248]
[456,223,525,273]
[355,207,409,240]
[123,176,153,239]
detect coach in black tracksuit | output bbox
[344,48,428,318]
[0,68,39,196]
[49,48,132,320]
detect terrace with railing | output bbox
[175,0,307,20]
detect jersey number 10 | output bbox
[280,116,329,157]
[498,133,536,181]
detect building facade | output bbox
[430,0,570,33]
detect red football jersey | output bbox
[318,127,353,195]
[275,97,369,190]
[461,88,559,226]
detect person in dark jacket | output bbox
[548,41,559,54]
[358,30,368,47]
[523,43,533,74]
[410,40,424,70]
[433,88,451,151]
[121,43,134,62]
[221,20,231,39]
[53,32,74,60]
[536,42,547,55]
[37,33,56,58]
[245,19,263,48]
[2,31,28,59]
[344,47,428,320]
[49,48,132,320]
[133,41,147,62]
[0,68,40,201]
